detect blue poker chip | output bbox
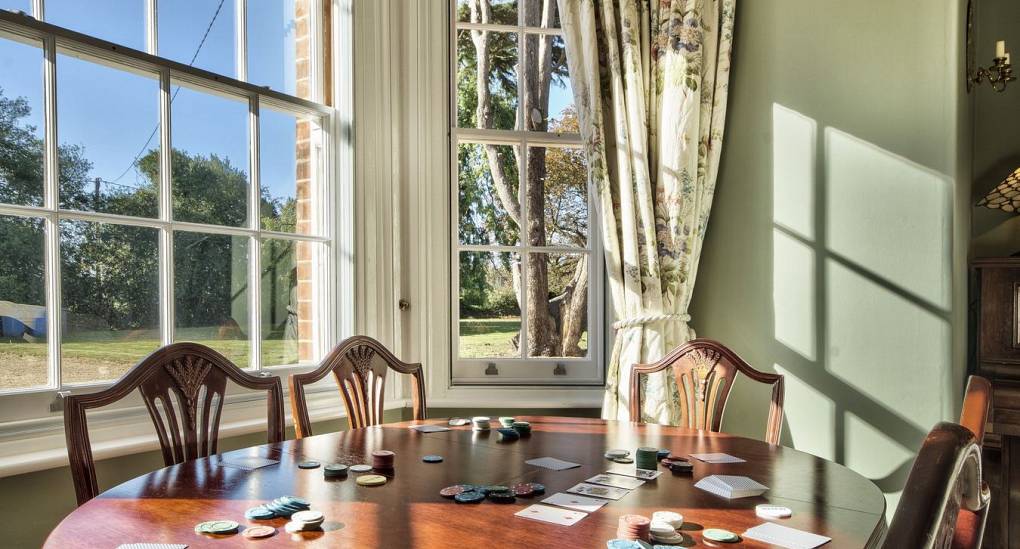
[456,484,479,493]
[422,455,444,463]
[657,449,671,459]
[280,496,310,507]
[496,428,520,441]
[245,506,276,520]
[528,483,546,495]
[454,490,486,503]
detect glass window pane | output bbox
[174,232,250,368]
[57,53,160,218]
[459,251,520,358]
[534,145,587,247]
[159,0,237,77]
[261,238,318,367]
[0,34,44,207]
[0,215,47,390]
[260,108,317,234]
[0,1,31,15]
[171,84,250,227]
[523,34,572,131]
[456,29,518,130]
[458,143,520,246]
[248,0,312,98]
[457,0,517,25]
[527,252,587,357]
[523,0,558,28]
[60,220,159,384]
[47,0,145,50]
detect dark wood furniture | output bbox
[883,422,987,549]
[63,342,286,505]
[46,416,886,548]
[970,258,1020,547]
[629,338,785,445]
[289,335,426,436]
[954,375,993,549]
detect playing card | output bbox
[542,492,610,513]
[218,456,279,470]
[689,452,746,463]
[743,522,831,548]
[409,424,450,433]
[585,473,645,490]
[605,467,662,480]
[515,504,588,526]
[564,482,630,500]
[525,457,582,470]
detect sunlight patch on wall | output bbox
[772,104,817,240]
[775,364,834,460]
[845,411,909,517]
[773,229,816,361]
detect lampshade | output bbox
[978,167,1020,212]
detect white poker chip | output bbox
[650,532,685,544]
[290,510,324,525]
[604,449,630,459]
[755,504,793,519]
[649,520,677,537]
[651,511,684,528]
[350,464,373,473]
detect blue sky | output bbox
[0,0,300,214]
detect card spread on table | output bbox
[219,456,279,470]
[695,474,769,499]
[565,482,630,500]
[526,457,582,470]
[585,473,645,490]
[542,492,610,513]
[117,545,188,549]
[409,424,450,433]
[605,467,662,480]
[515,504,588,526]
[689,452,746,463]
[742,522,832,548]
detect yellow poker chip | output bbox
[356,474,387,486]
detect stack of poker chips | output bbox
[649,518,684,544]
[616,514,651,541]
[511,421,531,435]
[285,510,325,533]
[248,496,311,519]
[496,427,520,442]
[660,456,693,474]
[472,416,491,431]
[323,463,348,479]
[606,540,653,549]
[651,511,684,530]
[635,447,659,470]
[371,450,395,470]
[194,520,239,535]
[498,416,516,428]
[486,485,516,503]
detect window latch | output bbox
[553,363,567,376]
[50,391,72,413]
[485,363,499,376]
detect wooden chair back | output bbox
[289,335,426,436]
[64,343,285,505]
[629,338,784,445]
[883,422,989,549]
[959,375,992,446]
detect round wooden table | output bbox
[46,416,887,548]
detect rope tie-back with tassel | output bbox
[612,313,691,330]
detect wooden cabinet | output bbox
[971,258,1020,548]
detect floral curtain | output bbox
[557,0,734,424]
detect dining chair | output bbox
[63,342,285,505]
[288,335,426,437]
[883,422,989,549]
[628,338,784,445]
[952,375,992,549]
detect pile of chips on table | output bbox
[285,510,325,533]
[371,450,395,470]
[635,447,660,470]
[648,511,685,544]
[441,482,545,504]
[245,496,311,520]
[617,514,651,541]
[194,520,240,535]
[323,463,348,479]
[472,416,491,431]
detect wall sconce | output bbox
[966,1,1016,93]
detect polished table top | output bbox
[46,416,887,548]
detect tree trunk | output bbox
[559,255,588,356]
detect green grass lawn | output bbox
[458,318,588,358]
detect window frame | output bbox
[449,0,604,386]
[0,1,340,398]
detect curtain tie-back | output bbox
[612,313,691,330]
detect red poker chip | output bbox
[512,483,535,497]
[440,485,466,498]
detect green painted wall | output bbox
[690,0,971,517]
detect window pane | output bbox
[523,34,572,131]
[459,143,520,246]
[171,84,250,227]
[456,29,518,130]
[0,2,31,14]
[0,215,47,390]
[261,108,317,234]
[261,238,318,367]
[58,53,159,218]
[159,0,237,77]
[527,252,587,357]
[48,0,145,50]
[534,145,587,247]
[174,232,250,368]
[60,220,159,384]
[457,0,517,25]
[459,251,520,358]
[0,34,44,207]
[248,0,312,98]
[523,0,559,28]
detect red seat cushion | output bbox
[951,509,982,549]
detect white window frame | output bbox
[449,0,604,385]
[0,1,344,408]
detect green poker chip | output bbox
[703,528,739,543]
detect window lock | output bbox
[553,363,567,376]
[485,363,499,376]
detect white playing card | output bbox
[565,482,630,500]
[742,522,831,548]
[542,492,610,513]
[689,452,746,463]
[525,457,582,470]
[585,473,645,490]
[606,467,662,480]
[219,456,279,470]
[409,424,450,433]
[515,504,588,526]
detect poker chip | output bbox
[498,416,516,427]
[350,464,372,473]
[656,449,671,459]
[241,525,276,539]
[528,482,546,495]
[612,457,635,464]
[512,483,535,497]
[422,455,444,463]
[449,418,471,426]
[636,447,660,471]
[651,511,684,529]
[496,427,520,441]
[454,490,486,503]
[605,449,630,459]
[245,506,276,520]
[356,474,387,486]
[755,504,793,519]
[616,514,651,541]
[440,485,466,498]
[703,528,740,543]
[372,450,396,470]
[456,484,480,492]
[285,520,322,534]
[488,490,516,503]
[606,541,653,549]
[324,464,348,478]
[195,520,239,535]
[482,485,508,495]
[281,496,310,507]
[511,421,531,435]
[297,461,321,469]
[649,521,676,537]
[291,510,325,526]
[471,416,491,431]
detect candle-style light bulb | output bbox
[1007,52,1012,65]
[996,40,1006,58]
